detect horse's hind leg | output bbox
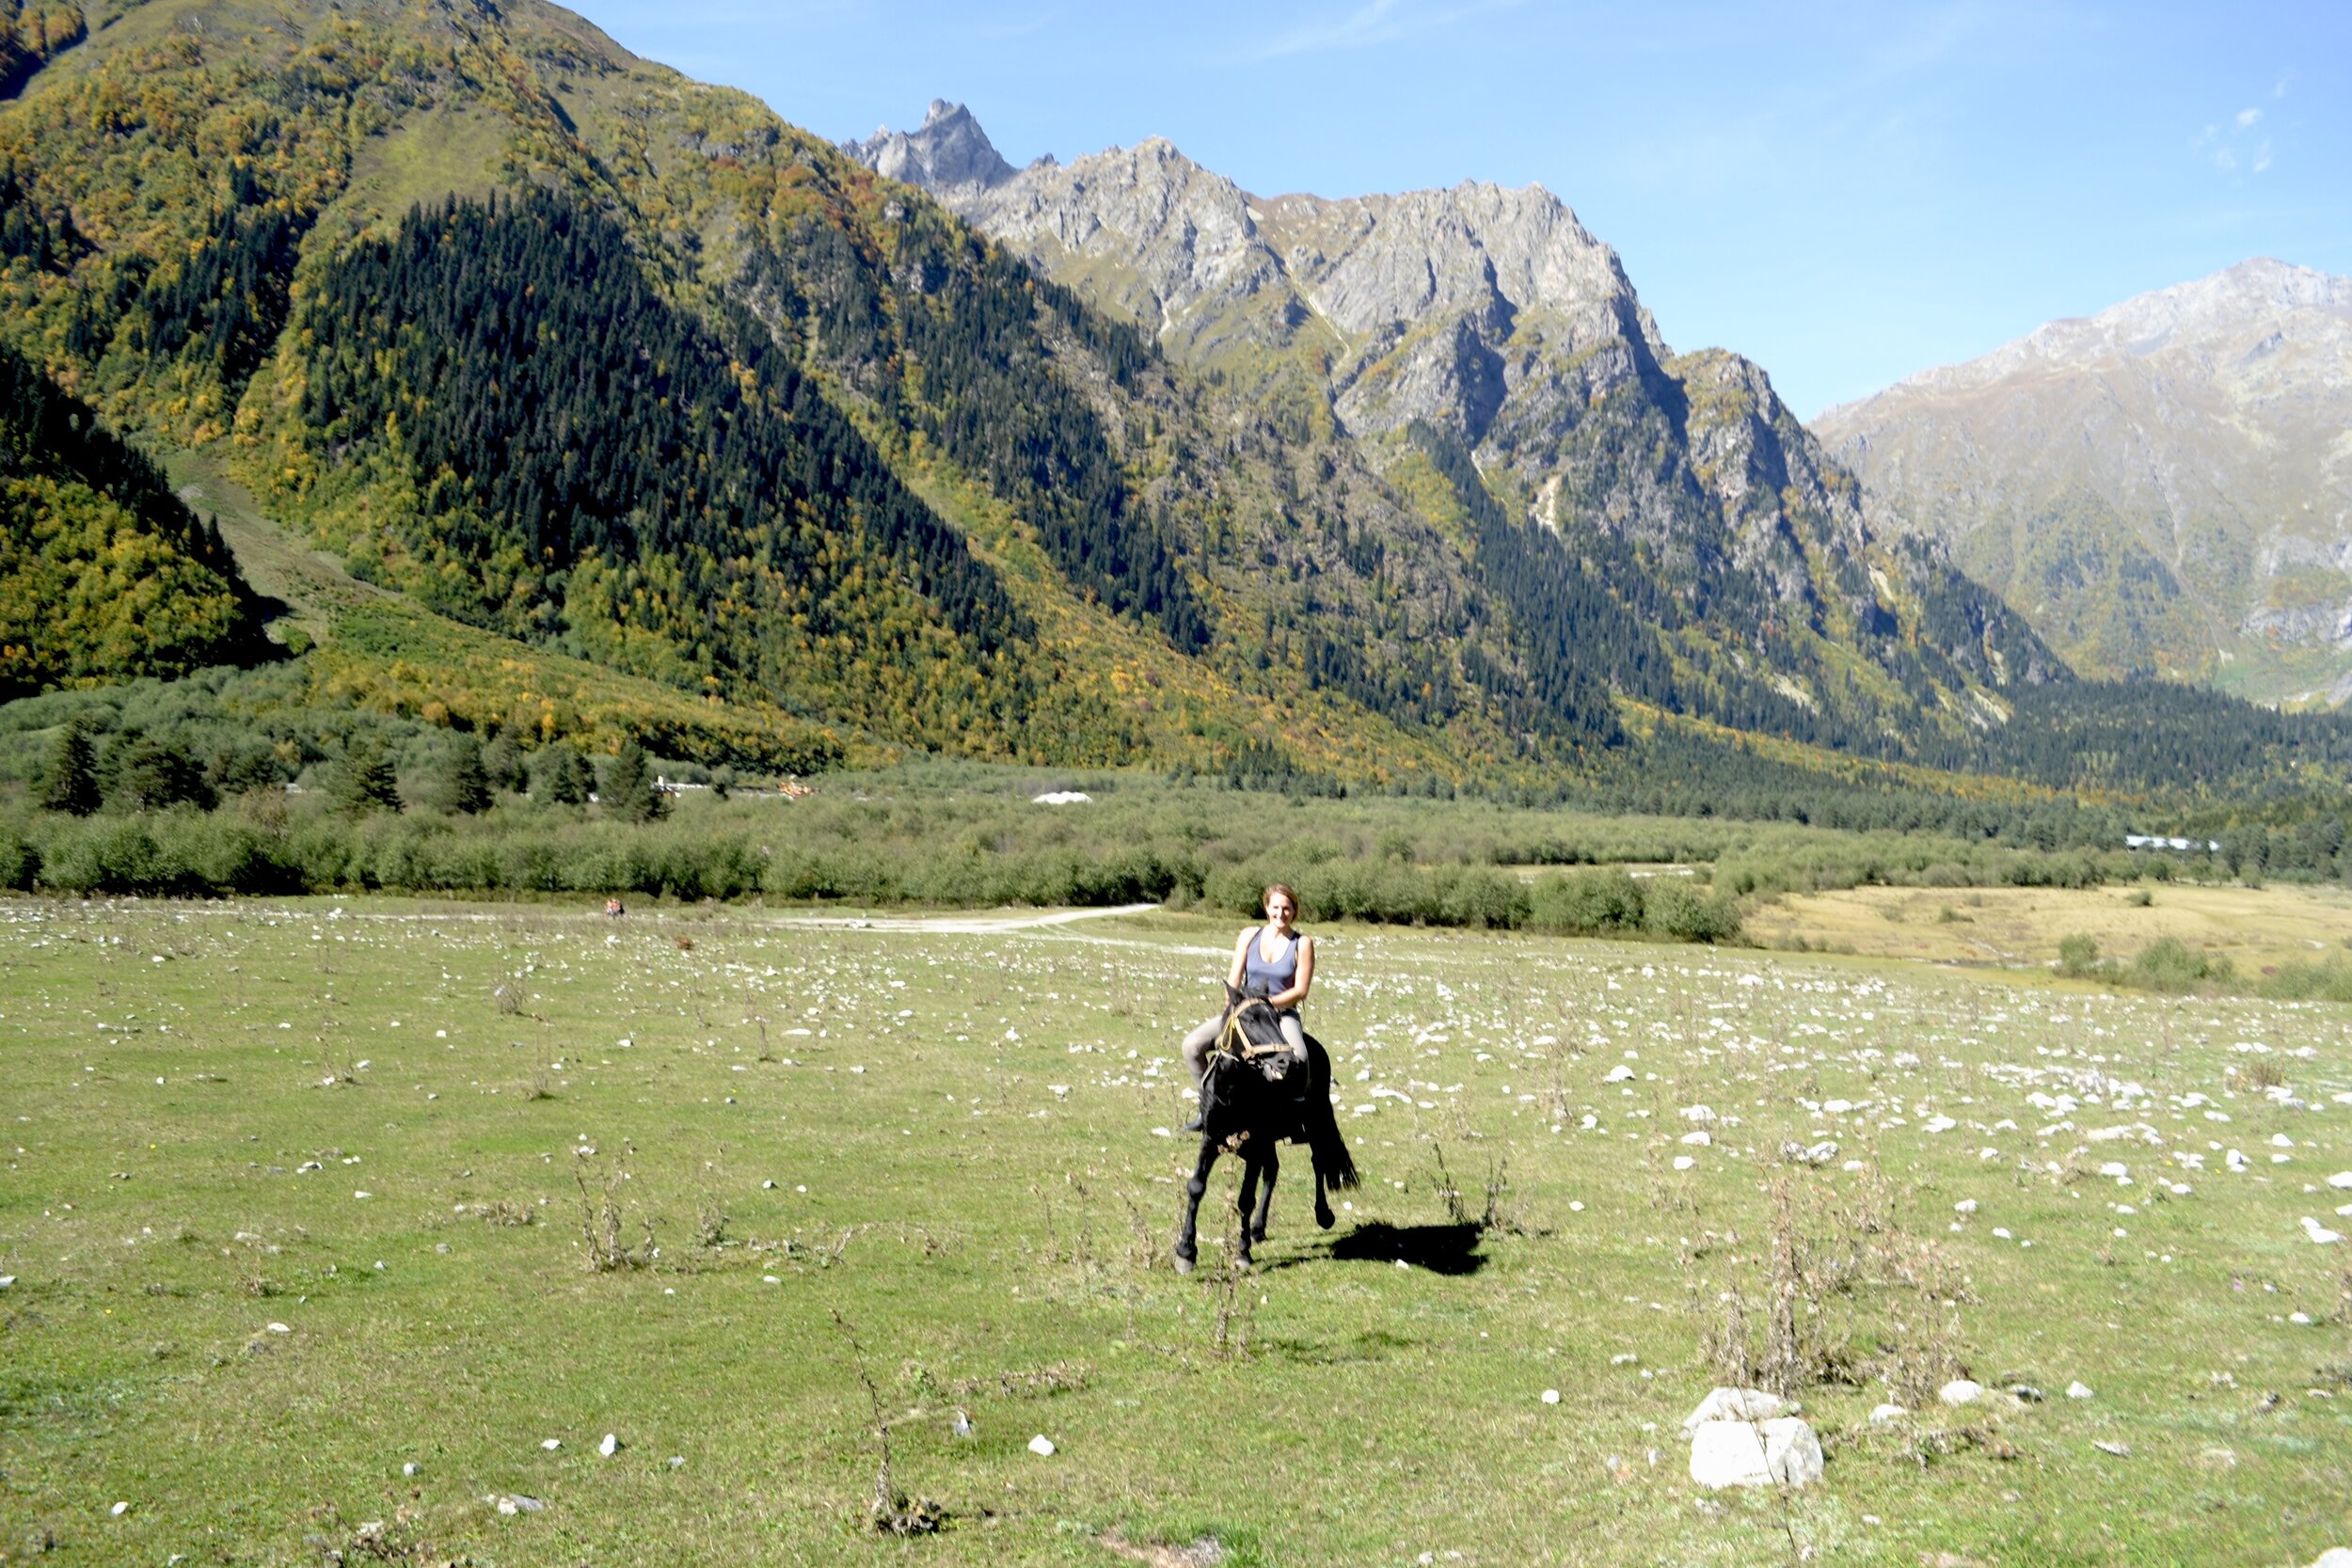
[1250,1148,1278,1244]
[1173,1138,1218,1275]
[1312,1158,1335,1231]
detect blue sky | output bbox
[572,1,2349,417]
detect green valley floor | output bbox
[3,898,2349,1564]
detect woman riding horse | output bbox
[1169,883,1356,1272]
[1179,883,1312,1131]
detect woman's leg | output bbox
[1279,1012,1306,1066]
[1180,1014,1224,1085]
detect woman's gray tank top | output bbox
[1243,927,1299,998]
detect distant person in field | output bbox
[1179,882,1314,1132]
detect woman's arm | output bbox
[1225,928,1252,990]
[1270,936,1313,1009]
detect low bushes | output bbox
[2054,932,2238,994]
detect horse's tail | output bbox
[1312,1110,1359,1190]
[1302,1033,1360,1190]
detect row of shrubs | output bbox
[0,813,1743,942]
[1187,862,1740,942]
[2058,932,2352,1003]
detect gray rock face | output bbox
[840,101,1019,194]
[1816,259,2352,696]
[843,102,2065,741]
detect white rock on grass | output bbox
[1940,1379,1984,1406]
[1603,1065,1635,1084]
[2327,1172,2352,1190]
[1680,1387,1791,1435]
[2301,1216,2345,1245]
[598,1433,620,1458]
[2305,1549,2352,1568]
[1541,1389,1561,1405]
[1027,1434,1056,1456]
[2066,1382,2094,1400]
[1689,1417,1823,1488]
[1868,1403,1908,1424]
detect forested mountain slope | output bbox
[0,338,262,695]
[0,0,1598,775]
[1816,260,2352,700]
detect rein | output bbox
[1216,1003,1292,1062]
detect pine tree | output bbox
[38,724,100,816]
[432,738,493,816]
[114,736,215,812]
[534,740,590,805]
[482,731,526,793]
[600,740,667,823]
[332,738,403,815]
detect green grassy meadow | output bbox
[4,898,2351,1565]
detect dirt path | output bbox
[761,902,1165,933]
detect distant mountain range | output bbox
[11,14,2348,799]
[844,101,2063,749]
[1815,259,2352,703]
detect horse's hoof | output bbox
[1172,1252,1195,1275]
[1315,1204,1335,1230]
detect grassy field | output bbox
[1749,879,2352,978]
[4,897,2352,1565]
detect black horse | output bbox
[1173,986,1359,1273]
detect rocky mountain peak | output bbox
[841,99,1019,192]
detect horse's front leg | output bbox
[1173,1137,1218,1275]
[1250,1147,1279,1243]
[1233,1154,1262,1270]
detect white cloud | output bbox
[2195,101,2276,177]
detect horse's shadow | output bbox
[1263,1219,1487,1276]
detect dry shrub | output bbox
[491,975,527,1016]
[2236,1055,2288,1093]
[946,1362,1089,1400]
[1693,1164,1969,1401]
[833,1311,947,1537]
[574,1145,656,1272]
